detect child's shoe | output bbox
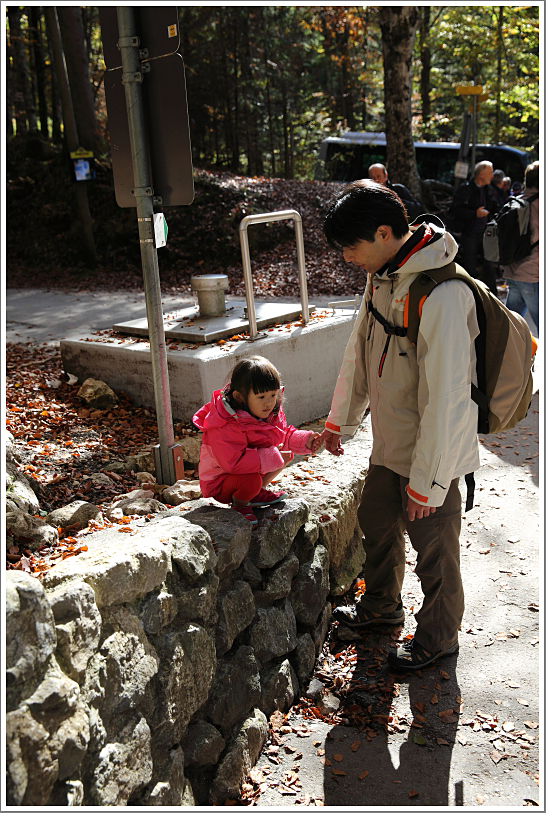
[249,488,288,507]
[231,504,258,525]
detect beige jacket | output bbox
[326,221,481,508]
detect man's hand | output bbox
[322,429,344,456]
[476,206,489,218]
[305,432,324,453]
[407,496,436,521]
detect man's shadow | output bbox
[323,626,463,806]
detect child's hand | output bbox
[306,432,324,453]
[279,449,294,463]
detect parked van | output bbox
[315,131,530,185]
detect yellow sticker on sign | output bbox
[168,24,177,38]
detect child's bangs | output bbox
[250,363,281,394]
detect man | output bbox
[368,162,425,221]
[490,168,510,207]
[449,160,499,294]
[322,180,480,671]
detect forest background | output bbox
[5,4,540,294]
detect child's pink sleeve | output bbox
[258,445,285,473]
[283,428,314,455]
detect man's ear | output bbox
[232,390,245,405]
[376,225,392,243]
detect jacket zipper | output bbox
[430,456,446,490]
[378,333,391,377]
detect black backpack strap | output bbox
[367,301,408,336]
[464,472,475,512]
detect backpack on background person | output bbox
[483,193,539,265]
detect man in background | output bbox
[368,163,425,221]
[448,160,499,294]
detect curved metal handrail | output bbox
[239,209,310,339]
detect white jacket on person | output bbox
[325,219,481,508]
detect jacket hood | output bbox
[193,388,284,431]
[379,216,459,281]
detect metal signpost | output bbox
[99,6,193,484]
[456,85,483,174]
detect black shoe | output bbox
[333,604,405,630]
[387,638,459,671]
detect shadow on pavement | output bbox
[323,647,462,806]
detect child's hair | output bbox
[225,355,282,414]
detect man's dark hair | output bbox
[524,161,539,191]
[323,179,410,249]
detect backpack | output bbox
[368,262,537,509]
[483,193,539,265]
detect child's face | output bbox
[246,388,279,419]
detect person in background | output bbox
[449,160,499,295]
[512,180,523,196]
[502,176,512,198]
[502,161,539,336]
[491,169,510,207]
[368,163,425,222]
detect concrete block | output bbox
[60,310,357,426]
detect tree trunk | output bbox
[29,7,49,138]
[44,6,97,268]
[231,9,240,173]
[241,13,263,176]
[340,20,355,130]
[378,6,420,197]
[495,6,503,143]
[57,5,98,151]
[45,21,63,144]
[8,6,38,136]
[419,7,431,138]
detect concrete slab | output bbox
[59,308,358,426]
[114,300,315,343]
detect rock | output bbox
[5,459,40,514]
[176,434,202,466]
[328,526,366,596]
[46,500,102,529]
[139,588,178,634]
[293,518,320,562]
[77,378,119,409]
[260,659,299,718]
[174,572,219,627]
[154,623,216,744]
[126,448,156,474]
[168,518,218,582]
[241,557,262,587]
[162,479,202,505]
[254,551,299,607]
[90,472,114,486]
[183,720,226,767]
[183,502,251,578]
[248,598,297,664]
[209,708,268,805]
[248,498,309,569]
[145,746,186,806]
[101,460,127,475]
[293,633,316,684]
[105,495,166,520]
[290,544,330,626]
[40,524,173,607]
[6,572,57,710]
[316,689,341,715]
[216,580,255,655]
[87,712,152,806]
[85,605,159,721]
[311,602,332,657]
[135,471,156,483]
[305,677,326,700]
[180,777,196,806]
[206,645,261,732]
[6,705,58,806]
[5,508,59,550]
[47,779,84,807]
[47,581,102,683]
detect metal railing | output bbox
[239,210,310,340]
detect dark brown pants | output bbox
[357,464,463,653]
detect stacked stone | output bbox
[6,497,336,806]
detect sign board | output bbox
[456,85,483,95]
[454,161,469,180]
[70,147,95,182]
[99,7,180,69]
[104,53,194,207]
[154,213,168,248]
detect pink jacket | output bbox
[192,389,314,499]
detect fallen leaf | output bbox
[332,768,346,776]
[437,737,449,745]
[430,693,439,704]
[490,751,506,764]
[414,701,427,714]
[457,732,467,745]
[350,741,361,752]
[476,795,485,804]
[517,698,530,706]
[409,790,419,797]
[358,770,369,780]
[524,721,539,729]
[333,754,343,762]
[412,732,426,745]
[439,670,450,680]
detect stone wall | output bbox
[5,477,368,806]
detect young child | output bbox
[192,355,323,525]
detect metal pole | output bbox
[116,6,175,484]
[471,95,477,171]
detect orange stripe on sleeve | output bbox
[407,485,429,504]
[325,421,341,433]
